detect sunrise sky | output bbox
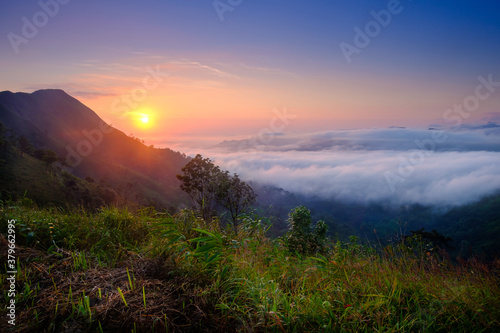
[1,0,500,148]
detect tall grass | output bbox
[1,202,499,332]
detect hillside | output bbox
[0,89,189,209]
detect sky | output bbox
[1,0,500,148]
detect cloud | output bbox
[197,127,500,207]
[71,90,118,99]
[167,60,238,79]
[215,127,500,153]
[208,150,500,207]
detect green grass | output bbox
[1,202,499,332]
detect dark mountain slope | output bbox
[0,89,190,208]
[0,89,102,150]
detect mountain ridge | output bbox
[0,89,190,209]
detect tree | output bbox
[0,122,5,145]
[177,154,257,230]
[0,122,6,150]
[0,122,8,163]
[17,135,34,155]
[285,206,328,255]
[33,149,46,160]
[177,154,222,221]
[41,149,58,169]
[400,228,453,252]
[217,171,256,233]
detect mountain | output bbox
[0,89,105,148]
[0,89,190,209]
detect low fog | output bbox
[202,126,500,207]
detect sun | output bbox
[134,108,154,129]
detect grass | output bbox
[1,201,499,332]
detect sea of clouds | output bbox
[197,125,500,207]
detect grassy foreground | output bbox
[1,201,499,332]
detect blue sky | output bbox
[1,0,499,144]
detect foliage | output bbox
[216,170,256,232]
[17,135,34,155]
[0,122,5,147]
[284,206,328,255]
[405,228,453,250]
[1,203,500,332]
[32,148,59,168]
[41,149,59,168]
[177,154,222,221]
[177,154,256,231]
[384,227,455,264]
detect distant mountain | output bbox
[0,89,190,209]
